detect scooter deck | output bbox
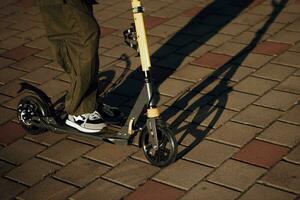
[34,118,130,145]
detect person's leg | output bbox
[39,0,106,132]
[40,0,100,116]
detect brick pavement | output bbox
[0,0,300,199]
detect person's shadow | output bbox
[101,0,288,158]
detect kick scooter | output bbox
[16,0,178,167]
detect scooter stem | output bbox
[131,0,151,72]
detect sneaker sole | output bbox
[66,119,106,133]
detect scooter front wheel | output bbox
[141,120,177,167]
[17,95,48,134]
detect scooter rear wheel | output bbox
[17,96,48,134]
[141,120,177,167]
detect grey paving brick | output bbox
[259,161,300,194]
[239,183,297,200]
[153,159,213,191]
[18,177,78,200]
[207,159,266,191]
[232,105,282,128]
[103,159,160,189]
[5,158,60,186]
[253,63,296,82]
[180,181,240,200]
[208,121,262,148]
[84,142,138,167]
[183,139,239,167]
[37,139,93,166]
[70,178,131,200]
[0,139,46,164]
[0,177,27,200]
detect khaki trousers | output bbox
[39,0,100,115]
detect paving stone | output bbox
[177,43,214,58]
[5,157,60,186]
[0,93,11,104]
[11,56,50,72]
[0,121,26,146]
[257,120,300,148]
[20,67,61,84]
[215,65,254,82]
[273,51,300,68]
[231,31,270,45]
[149,24,181,38]
[268,30,300,44]
[0,56,15,69]
[232,13,265,26]
[158,78,193,97]
[0,67,26,84]
[165,15,191,27]
[144,16,168,29]
[233,139,289,168]
[233,76,278,96]
[186,105,237,129]
[254,90,299,111]
[181,6,204,17]
[276,76,300,94]
[233,53,273,69]
[70,178,131,200]
[125,180,185,200]
[37,139,92,166]
[18,177,78,200]
[170,64,214,83]
[17,27,46,41]
[284,144,300,165]
[232,105,282,128]
[253,41,292,56]
[213,90,259,111]
[155,53,194,70]
[165,90,213,112]
[67,134,103,147]
[103,44,136,58]
[160,33,197,47]
[289,41,300,52]
[275,12,299,24]
[208,121,262,148]
[199,14,232,26]
[0,36,29,50]
[0,177,27,200]
[0,160,14,175]
[191,52,232,69]
[213,42,247,56]
[25,132,67,147]
[1,46,39,61]
[53,158,109,188]
[207,159,266,191]
[0,106,16,125]
[153,159,213,191]
[151,7,183,19]
[38,79,69,97]
[250,21,285,35]
[180,181,240,200]
[84,142,138,167]
[280,105,300,125]
[3,91,34,110]
[184,139,239,167]
[260,161,300,194]
[200,33,233,47]
[0,28,19,41]
[219,23,249,36]
[0,139,45,164]
[253,63,296,82]
[239,183,297,200]
[103,159,160,189]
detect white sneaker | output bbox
[65,111,107,133]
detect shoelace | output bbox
[88,111,102,120]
